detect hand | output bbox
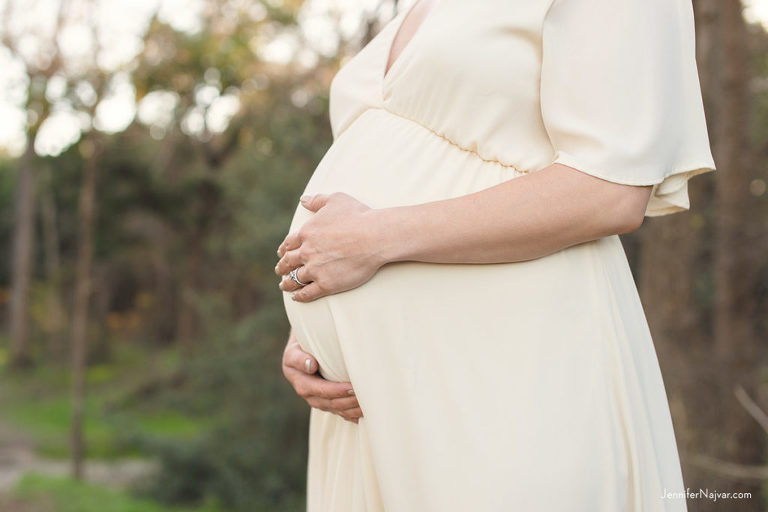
[281,330,363,424]
[275,192,389,302]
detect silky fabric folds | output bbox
[281,0,716,510]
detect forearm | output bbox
[371,163,649,265]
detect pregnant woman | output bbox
[276,0,716,509]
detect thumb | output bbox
[303,356,317,374]
[300,193,329,212]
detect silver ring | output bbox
[289,267,309,286]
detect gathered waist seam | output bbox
[369,106,530,174]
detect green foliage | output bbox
[0,347,213,460]
[131,302,309,511]
[1,1,337,509]
[116,68,334,509]
[13,474,222,512]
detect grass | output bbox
[13,474,224,512]
[5,395,209,458]
[0,345,215,459]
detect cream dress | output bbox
[281,0,716,510]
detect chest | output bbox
[393,1,546,84]
[328,0,554,144]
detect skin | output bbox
[385,0,438,76]
[281,328,362,424]
[278,162,653,422]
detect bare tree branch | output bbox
[45,0,70,77]
[734,385,768,437]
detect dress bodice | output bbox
[329,0,553,173]
[326,0,716,217]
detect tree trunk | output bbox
[70,142,98,480]
[711,0,764,507]
[9,133,37,369]
[175,233,202,353]
[40,166,65,357]
[714,0,755,361]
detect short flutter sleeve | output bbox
[539,0,717,217]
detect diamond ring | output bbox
[289,267,309,286]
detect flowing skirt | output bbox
[282,108,687,512]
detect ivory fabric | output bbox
[281,0,716,510]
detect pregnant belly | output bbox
[281,108,559,383]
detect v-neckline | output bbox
[381,0,440,89]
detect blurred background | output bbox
[0,0,766,510]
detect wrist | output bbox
[364,206,410,266]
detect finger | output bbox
[308,375,356,400]
[291,282,325,303]
[283,341,319,374]
[277,265,315,292]
[277,231,301,259]
[280,274,301,292]
[337,407,364,424]
[326,395,360,411]
[283,364,323,395]
[281,264,313,292]
[295,264,313,285]
[339,406,363,419]
[300,193,331,212]
[308,395,359,414]
[275,247,304,276]
[283,366,355,401]
[306,397,331,412]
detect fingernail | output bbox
[276,247,282,257]
[347,389,355,396]
[304,358,313,373]
[300,194,311,202]
[291,293,297,301]
[278,281,284,291]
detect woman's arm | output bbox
[371,163,651,265]
[276,163,652,301]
